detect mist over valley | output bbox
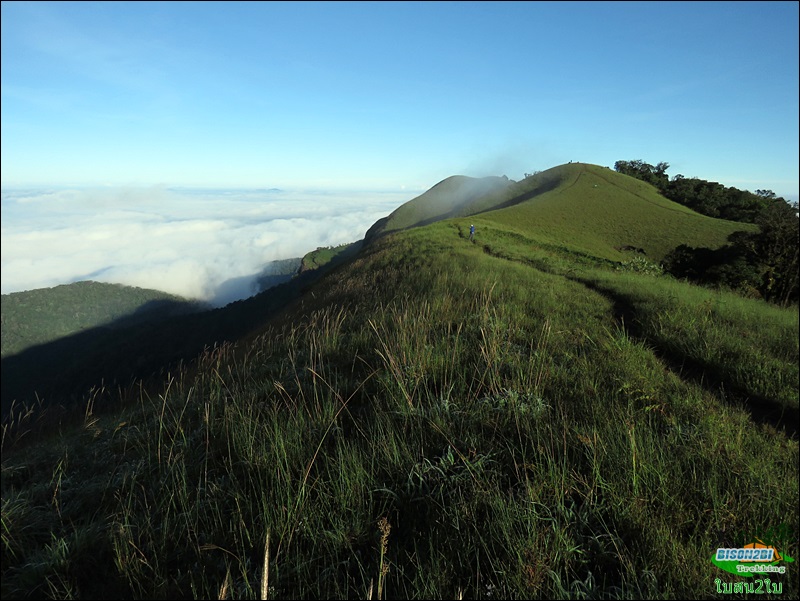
[0,186,414,306]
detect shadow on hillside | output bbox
[2,299,203,420]
[1,265,329,425]
[573,277,799,438]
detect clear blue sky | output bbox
[2,1,798,198]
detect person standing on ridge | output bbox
[469,224,475,242]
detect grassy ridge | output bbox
[2,216,797,599]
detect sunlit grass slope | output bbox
[460,163,755,263]
[1,169,796,600]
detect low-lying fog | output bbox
[1,186,414,307]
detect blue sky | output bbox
[2,1,799,198]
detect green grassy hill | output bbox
[446,163,754,263]
[367,163,753,269]
[1,163,796,600]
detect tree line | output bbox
[613,159,787,223]
[615,159,798,307]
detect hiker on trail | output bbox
[469,224,475,241]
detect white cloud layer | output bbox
[1,186,412,306]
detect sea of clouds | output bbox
[0,186,414,307]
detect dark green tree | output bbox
[617,159,787,225]
[614,159,669,192]
[662,199,799,306]
[753,200,799,306]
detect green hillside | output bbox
[1,164,797,600]
[1,281,205,359]
[299,241,362,273]
[451,163,754,263]
[367,163,753,269]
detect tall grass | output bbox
[2,223,797,599]
[578,269,799,419]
